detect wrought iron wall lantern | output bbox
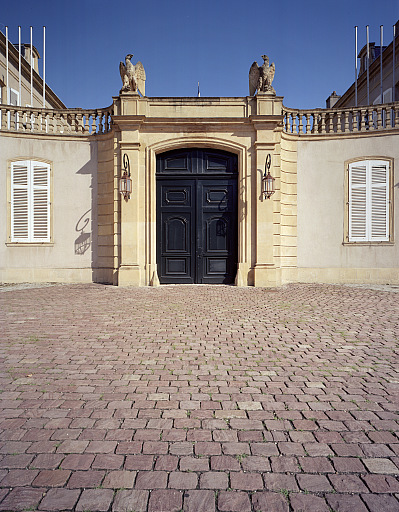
[262,153,275,199]
[119,153,132,200]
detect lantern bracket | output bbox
[262,153,275,199]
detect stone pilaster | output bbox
[251,93,283,287]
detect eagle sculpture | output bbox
[119,54,146,96]
[249,55,275,96]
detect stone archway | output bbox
[156,148,238,284]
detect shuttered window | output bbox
[11,160,50,242]
[348,160,390,242]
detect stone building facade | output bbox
[1,31,398,287]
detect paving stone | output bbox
[179,456,209,471]
[271,456,300,473]
[241,455,271,471]
[135,470,168,489]
[296,473,333,492]
[38,488,80,511]
[112,489,149,512]
[290,493,330,512]
[251,492,289,512]
[168,471,198,489]
[169,442,193,455]
[326,494,368,512]
[361,494,399,512]
[298,456,334,473]
[148,489,183,512]
[362,474,399,493]
[194,442,221,456]
[362,457,399,474]
[183,490,215,512]
[218,491,251,512]
[31,453,65,469]
[155,455,179,470]
[211,455,241,471]
[125,454,154,470]
[199,471,228,489]
[0,469,39,486]
[67,470,105,488]
[230,471,263,490]
[33,469,71,487]
[329,474,369,493]
[251,442,279,456]
[75,488,114,512]
[102,470,136,488]
[0,454,34,468]
[60,453,94,470]
[92,453,125,470]
[263,473,299,492]
[0,487,45,511]
[333,456,366,472]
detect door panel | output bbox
[158,181,195,283]
[157,149,237,284]
[197,180,237,284]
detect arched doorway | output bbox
[156,148,238,284]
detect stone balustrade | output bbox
[0,104,113,136]
[283,101,399,135]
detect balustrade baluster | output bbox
[311,113,316,133]
[1,107,6,130]
[385,107,391,128]
[393,105,398,127]
[91,111,97,134]
[344,110,349,133]
[292,113,297,134]
[83,114,88,133]
[339,111,344,133]
[305,113,309,134]
[11,109,17,130]
[320,112,326,134]
[297,113,303,135]
[360,108,366,130]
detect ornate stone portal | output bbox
[249,55,276,96]
[113,51,285,287]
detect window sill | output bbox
[6,242,54,247]
[342,241,394,246]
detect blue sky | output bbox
[2,0,398,109]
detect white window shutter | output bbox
[32,162,50,241]
[349,163,367,241]
[11,161,29,241]
[11,160,50,242]
[370,161,389,241]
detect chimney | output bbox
[326,91,341,108]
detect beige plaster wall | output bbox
[0,133,98,282]
[297,133,399,278]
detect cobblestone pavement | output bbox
[0,283,398,512]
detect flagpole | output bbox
[380,25,383,104]
[366,25,370,105]
[394,24,396,103]
[355,26,358,107]
[43,26,46,108]
[5,26,9,104]
[18,26,21,106]
[30,26,33,106]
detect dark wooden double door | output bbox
[157,149,238,284]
